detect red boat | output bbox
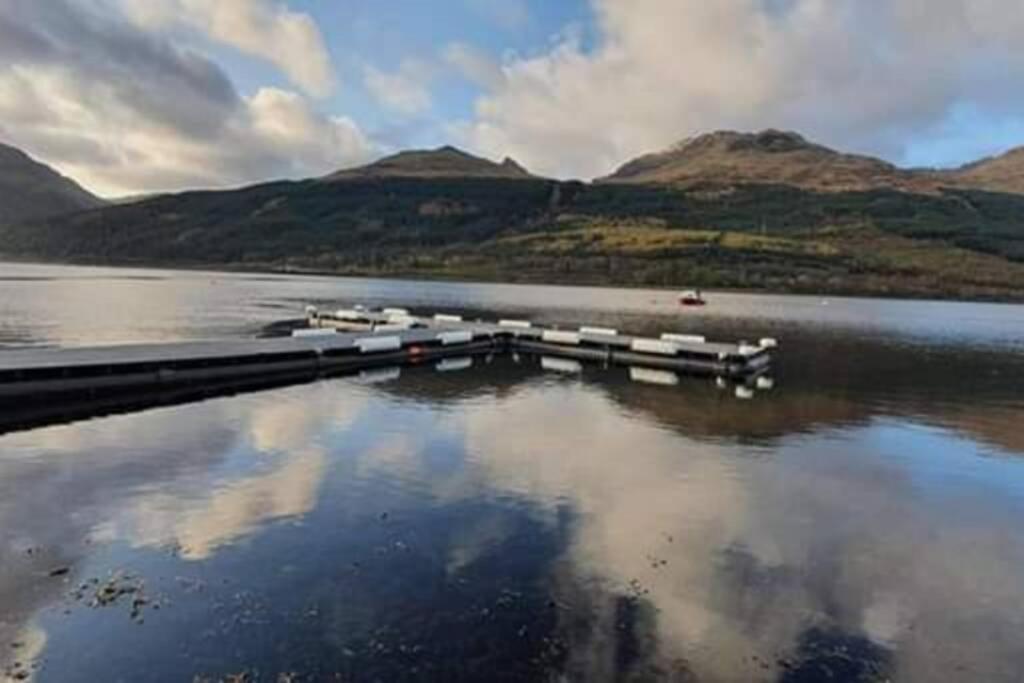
[679,290,706,306]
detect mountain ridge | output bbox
[601,129,1024,196]
[3,134,1024,302]
[948,146,1024,194]
[325,145,537,181]
[0,141,105,227]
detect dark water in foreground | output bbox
[2,263,1024,682]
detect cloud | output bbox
[0,0,238,138]
[0,0,375,196]
[363,59,435,116]
[455,0,1024,179]
[444,43,506,89]
[119,0,335,98]
[238,87,376,179]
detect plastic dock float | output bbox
[509,327,772,377]
[0,328,502,400]
[0,306,775,401]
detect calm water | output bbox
[2,262,1024,682]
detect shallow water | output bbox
[2,262,1024,682]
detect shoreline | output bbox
[2,254,1023,306]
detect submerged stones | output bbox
[69,571,159,623]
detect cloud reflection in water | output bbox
[2,359,1024,680]
[442,375,1024,681]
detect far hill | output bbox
[946,147,1024,194]
[0,142,105,226]
[4,132,1024,301]
[326,146,535,180]
[599,130,938,193]
[601,129,1024,198]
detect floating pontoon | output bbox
[0,306,775,401]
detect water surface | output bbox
[2,262,1024,682]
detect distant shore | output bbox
[3,255,1023,305]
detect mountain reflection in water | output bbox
[1,342,1024,681]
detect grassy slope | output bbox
[317,221,1024,300]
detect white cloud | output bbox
[120,0,335,98]
[242,87,376,178]
[455,0,1024,179]
[363,59,435,116]
[0,0,375,196]
[0,70,376,196]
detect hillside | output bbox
[326,146,534,180]
[0,142,105,227]
[947,147,1024,194]
[2,133,1024,301]
[599,130,939,193]
[600,129,1024,199]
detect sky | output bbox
[3,0,1024,197]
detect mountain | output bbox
[946,147,1024,194]
[3,132,1024,301]
[0,142,104,226]
[601,129,1024,198]
[326,145,535,180]
[600,130,941,193]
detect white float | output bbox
[380,315,416,329]
[661,333,706,344]
[542,330,581,345]
[630,338,679,356]
[737,342,762,356]
[335,308,366,320]
[355,336,401,353]
[498,319,532,329]
[579,326,618,336]
[437,330,473,346]
[373,322,413,332]
[436,357,472,372]
[541,356,582,374]
[735,386,755,399]
[629,367,680,386]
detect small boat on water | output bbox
[679,289,706,306]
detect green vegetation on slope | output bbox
[2,174,1023,301]
[445,221,1024,300]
